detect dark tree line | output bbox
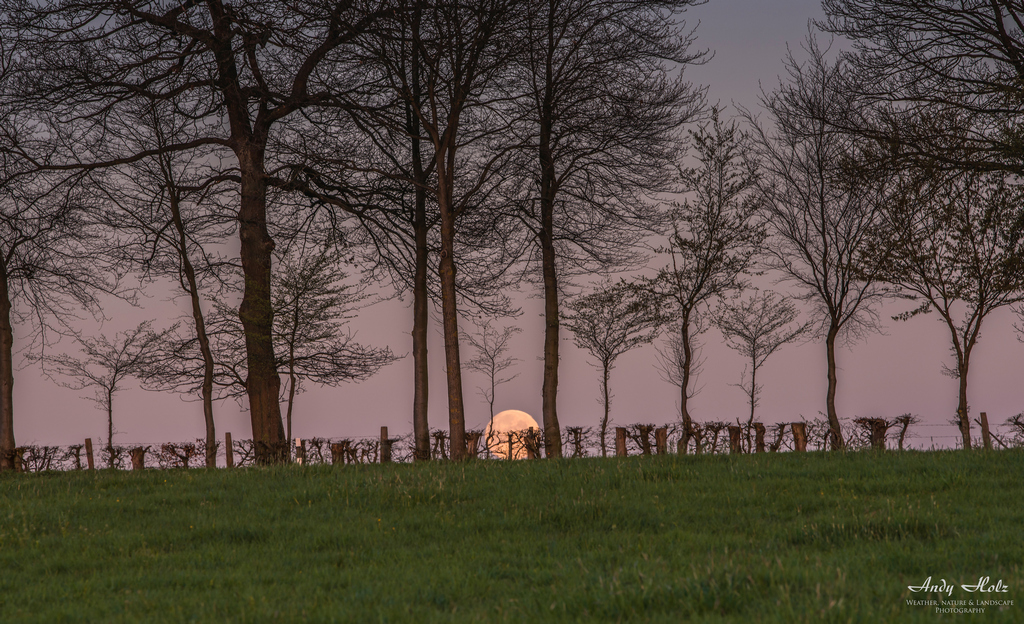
[2,0,1024,468]
[0,0,703,466]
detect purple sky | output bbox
[15,0,1024,451]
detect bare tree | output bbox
[463,320,521,455]
[0,0,393,463]
[88,97,236,468]
[645,110,762,452]
[275,20,442,461]
[0,176,118,470]
[381,0,527,460]
[510,0,705,459]
[822,1,1024,175]
[31,323,167,467]
[272,246,397,444]
[653,317,706,416]
[563,280,662,456]
[281,0,528,460]
[746,37,890,450]
[892,413,921,451]
[142,249,396,445]
[878,168,1024,449]
[714,291,810,438]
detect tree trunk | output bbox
[286,359,297,451]
[748,360,757,427]
[0,258,13,471]
[285,306,300,449]
[409,36,431,462]
[746,359,758,452]
[957,359,971,450]
[436,173,466,461]
[538,6,562,459]
[679,315,694,454]
[824,321,845,450]
[952,316,978,451]
[106,390,114,468]
[236,145,286,464]
[169,191,217,468]
[600,363,611,457]
[412,198,431,461]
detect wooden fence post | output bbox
[728,426,742,454]
[507,432,514,460]
[381,426,392,463]
[465,431,481,459]
[754,423,766,453]
[615,427,627,457]
[980,412,992,450]
[655,427,668,455]
[12,447,25,472]
[130,446,148,470]
[791,423,807,452]
[85,438,95,470]
[225,432,233,468]
[525,428,536,459]
[330,442,344,465]
[869,419,887,450]
[296,438,305,465]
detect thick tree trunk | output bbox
[537,5,562,459]
[408,35,431,462]
[237,146,286,464]
[825,321,845,450]
[539,191,562,459]
[437,178,466,461]
[169,193,217,468]
[411,152,431,462]
[0,261,14,471]
[412,215,430,461]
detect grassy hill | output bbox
[1,450,1021,622]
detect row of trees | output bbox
[0,0,705,467]
[2,0,1024,467]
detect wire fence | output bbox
[5,413,1023,473]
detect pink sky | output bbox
[16,0,1023,451]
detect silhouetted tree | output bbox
[464,320,521,455]
[746,38,890,450]
[382,0,527,460]
[879,169,1024,449]
[272,246,396,443]
[0,0,392,463]
[563,281,662,456]
[0,175,117,470]
[143,249,395,443]
[31,323,167,467]
[714,291,810,437]
[511,0,705,459]
[645,110,761,451]
[822,0,1024,174]
[282,0,527,460]
[89,98,235,468]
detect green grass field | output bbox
[1,450,1021,622]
